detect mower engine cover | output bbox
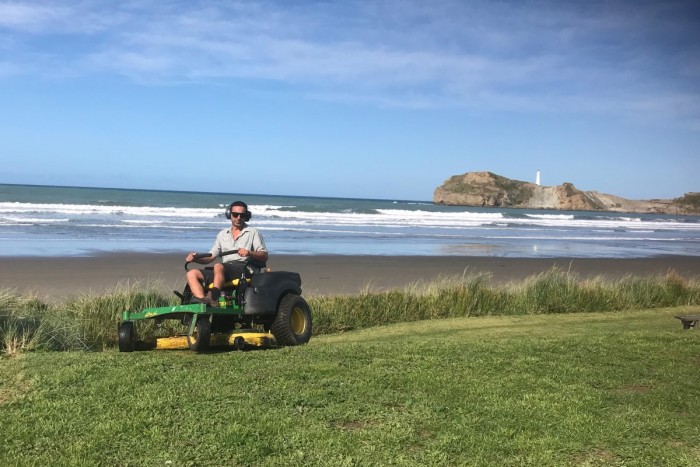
[243,271,302,315]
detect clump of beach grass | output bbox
[61,280,175,350]
[0,289,50,357]
[2,268,699,354]
[1,281,176,355]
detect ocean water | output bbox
[1,183,699,258]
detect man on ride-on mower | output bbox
[185,201,268,306]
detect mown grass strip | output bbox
[1,308,698,465]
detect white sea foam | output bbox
[525,214,575,220]
[0,202,221,218]
[0,216,70,223]
[82,224,204,229]
[2,201,699,235]
[490,235,687,242]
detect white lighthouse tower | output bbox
[535,170,541,186]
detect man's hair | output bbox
[225,201,252,221]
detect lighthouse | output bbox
[535,170,541,186]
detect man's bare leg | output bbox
[210,263,225,301]
[186,269,207,299]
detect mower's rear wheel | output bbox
[118,321,136,352]
[187,316,211,352]
[271,294,312,346]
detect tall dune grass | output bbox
[0,289,50,357]
[64,283,174,350]
[1,282,174,356]
[310,269,700,333]
[2,268,699,355]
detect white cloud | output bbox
[0,1,119,34]
[0,2,58,30]
[1,0,699,121]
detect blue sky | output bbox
[1,0,698,201]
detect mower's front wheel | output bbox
[271,294,312,346]
[118,321,136,352]
[187,316,211,352]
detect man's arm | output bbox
[186,231,223,264]
[247,249,268,263]
[238,229,268,262]
[185,251,217,264]
[251,229,268,262]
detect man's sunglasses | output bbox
[230,212,246,218]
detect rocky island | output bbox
[433,171,700,215]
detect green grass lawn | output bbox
[1,307,699,466]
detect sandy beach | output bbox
[1,253,699,301]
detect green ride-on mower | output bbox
[118,250,312,352]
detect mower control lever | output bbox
[185,250,243,270]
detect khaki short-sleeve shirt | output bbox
[209,226,267,263]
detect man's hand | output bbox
[186,251,198,262]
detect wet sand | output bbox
[1,253,699,302]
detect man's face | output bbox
[230,207,246,227]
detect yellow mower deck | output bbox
[147,331,277,351]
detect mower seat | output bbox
[207,277,250,290]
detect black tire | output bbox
[271,294,312,346]
[233,336,245,351]
[187,316,211,352]
[118,321,136,352]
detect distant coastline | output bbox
[434,172,700,215]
